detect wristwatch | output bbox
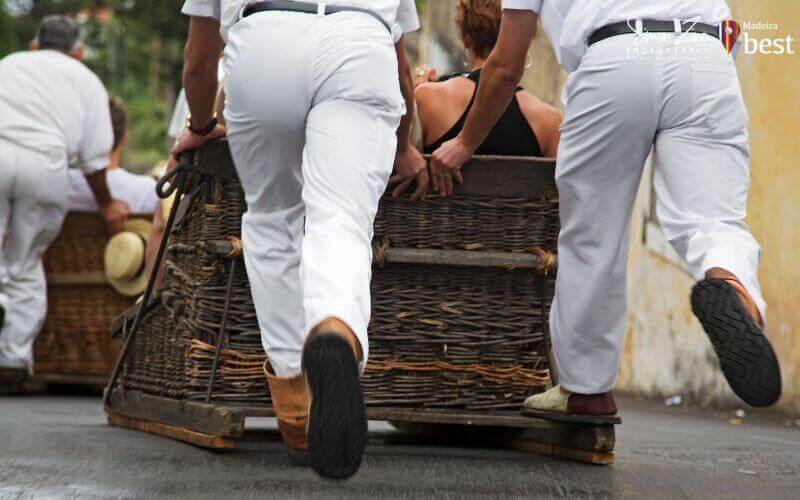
[186,114,218,136]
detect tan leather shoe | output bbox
[705,268,763,326]
[264,361,309,456]
[303,317,366,480]
[311,317,363,360]
[521,385,621,425]
[692,269,781,407]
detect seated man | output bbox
[414,0,561,160]
[68,97,160,214]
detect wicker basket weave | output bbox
[34,213,139,378]
[117,140,558,409]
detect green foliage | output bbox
[1,0,187,169]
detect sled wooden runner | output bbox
[106,390,617,464]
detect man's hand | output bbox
[171,124,226,159]
[99,199,130,235]
[390,146,429,201]
[429,135,473,196]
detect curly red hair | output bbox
[456,0,502,60]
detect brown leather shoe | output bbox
[705,268,762,326]
[692,269,781,407]
[303,317,367,479]
[521,385,621,425]
[0,367,28,384]
[310,317,363,360]
[264,362,309,457]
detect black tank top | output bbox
[423,69,543,157]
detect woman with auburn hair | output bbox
[415,0,561,160]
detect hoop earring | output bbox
[463,48,471,68]
[525,51,533,69]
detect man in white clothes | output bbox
[174,0,425,478]
[0,16,129,384]
[431,0,781,420]
[68,97,160,215]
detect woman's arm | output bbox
[516,92,563,158]
[538,108,562,158]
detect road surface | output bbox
[1,393,798,498]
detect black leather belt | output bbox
[588,20,719,46]
[242,1,391,34]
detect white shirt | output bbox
[0,50,113,174]
[503,0,732,72]
[182,0,420,43]
[67,168,160,214]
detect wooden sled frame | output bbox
[106,389,616,464]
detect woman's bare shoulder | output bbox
[415,78,473,122]
[415,77,471,104]
[515,91,563,125]
[515,91,563,157]
[415,76,475,147]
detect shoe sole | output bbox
[691,278,781,407]
[521,407,621,425]
[302,332,367,480]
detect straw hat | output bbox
[104,219,152,297]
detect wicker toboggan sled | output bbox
[103,139,617,464]
[32,213,149,387]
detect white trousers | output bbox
[0,138,69,370]
[223,11,403,377]
[552,34,765,394]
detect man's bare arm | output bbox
[390,37,429,201]
[395,37,416,150]
[172,16,226,158]
[460,10,537,149]
[85,168,129,234]
[183,16,224,131]
[430,9,538,195]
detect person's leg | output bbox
[222,12,314,454]
[547,37,659,396]
[300,13,403,479]
[300,96,399,478]
[0,147,68,372]
[0,141,12,347]
[223,13,311,380]
[300,97,398,360]
[654,39,780,407]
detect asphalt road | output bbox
[1,393,799,499]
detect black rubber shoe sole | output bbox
[302,332,367,480]
[691,278,781,407]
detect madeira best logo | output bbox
[740,21,795,55]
